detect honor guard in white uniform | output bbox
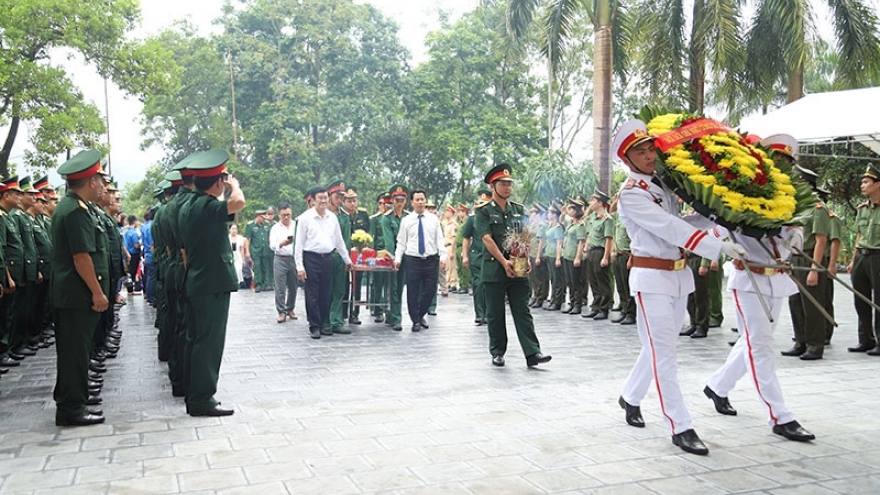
[703,225,816,442]
[613,119,746,456]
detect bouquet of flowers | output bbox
[640,107,815,237]
[351,229,373,250]
[502,228,535,277]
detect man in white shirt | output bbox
[394,189,446,332]
[295,189,352,339]
[270,202,298,323]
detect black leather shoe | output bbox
[703,386,737,416]
[672,429,709,455]
[309,328,321,339]
[612,305,622,312]
[680,326,696,336]
[781,346,805,357]
[411,323,421,332]
[772,420,815,442]
[56,413,106,427]
[10,352,26,361]
[0,367,8,374]
[708,320,722,328]
[188,405,234,417]
[848,342,876,352]
[86,408,103,416]
[547,305,561,311]
[526,353,551,367]
[561,306,571,314]
[475,319,484,326]
[86,396,103,406]
[729,339,738,346]
[374,315,384,323]
[420,318,429,329]
[691,327,708,338]
[89,360,107,373]
[0,357,20,367]
[38,340,52,348]
[26,344,39,351]
[593,311,608,320]
[319,328,333,336]
[800,351,823,360]
[427,311,437,315]
[349,316,362,325]
[332,327,351,335]
[582,310,598,318]
[611,315,624,323]
[867,346,880,356]
[569,307,582,315]
[492,355,505,367]
[618,396,645,427]
[14,347,36,357]
[392,325,402,331]
[88,373,103,383]
[619,315,636,325]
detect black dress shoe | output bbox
[800,351,823,360]
[10,352,26,361]
[392,325,402,331]
[427,311,437,315]
[480,318,488,325]
[0,357,20,367]
[309,328,321,339]
[729,339,738,346]
[593,311,608,320]
[332,327,351,335]
[708,320,722,328]
[14,347,36,356]
[88,373,103,383]
[612,305,622,312]
[475,319,483,326]
[772,420,815,441]
[867,346,880,356]
[691,327,708,338]
[86,408,104,416]
[56,413,106,427]
[374,315,384,323]
[526,353,551,367]
[86,396,103,406]
[319,328,333,336]
[188,405,234,417]
[349,316,362,325]
[420,318,429,329]
[26,344,39,351]
[411,323,421,332]
[582,310,598,318]
[672,429,709,455]
[619,315,636,325]
[618,396,645,427]
[37,340,52,348]
[611,315,624,323]
[848,343,876,352]
[703,386,737,416]
[492,355,505,367]
[680,326,696,336]
[0,367,8,374]
[569,307,582,315]
[561,306,572,314]
[547,305,561,311]
[781,346,805,357]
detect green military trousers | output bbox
[327,253,347,330]
[470,254,486,320]
[184,292,230,413]
[387,264,406,328]
[788,254,829,355]
[484,277,541,358]
[586,248,613,312]
[54,308,101,418]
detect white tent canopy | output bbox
[739,86,880,154]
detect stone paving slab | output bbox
[0,275,878,494]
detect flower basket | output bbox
[640,107,815,238]
[502,229,534,278]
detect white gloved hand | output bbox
[721,242,747,260]
[787,228,804,252]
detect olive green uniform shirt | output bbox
[588,214,614,248]
[855,200,880,249]
[180,191,239,296]
[561,222,586,261]
[474,199,528,283]
[614,214,631,252]
[12,208,39,282]
[542,224,564,258]
[50,193,110,308]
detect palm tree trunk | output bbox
[688,0,706,114]
[786,64,804,103]
[593,0,613,193]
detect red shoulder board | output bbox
[637,180,650,190]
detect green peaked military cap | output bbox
[19,176,38,193]
[153,185,166,198]
[864,163,880,180]
[57,149,103,180]
[388,184,408,198]
[34,176,50,190]
[172,152,197,174]
[1,175,23,193]
[326,178,346,195]
[164,170,183,183]
[186,148,230,177]
[484,163,513,184]
[304,186,322,202]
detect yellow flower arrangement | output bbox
[640,107,815,235]
[351,229,373,249]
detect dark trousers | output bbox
[405,255,439,324]
[851,253,880,346]
[29,279,49,344]
[145,262,155,304]
[485,278,541,358]
[562,258,584,310]
[303,251,333,332]
[12,282,35,350]
[54,308,100,418]
[613,253,635,317]
[825,271,835,341]
[184,292,230,412]
[471,254,486,319]
[348,272,363,319]
[686,257,710,329]
[529,256,549,303]
[546,257,565,308]
[127,251,141,292]
[586,247,613,312]
[788,254,829,355]
[0,292,12,358]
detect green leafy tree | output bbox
[121,164,167,220]
[0,0,175,176]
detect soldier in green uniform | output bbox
[561,196,587,314]
[16,178,50,352]
[33,177,55,347]
[609,197,636,325]
[326,179,351,334]
[151,179,176,362]
[8,176,41,360]
[784,164,831,360]
[244,210,271,291]
[584,190,614,320]
[475,163,551,368]
[848,163,880,354]
[342,186,370,324]
[52,150,110,426]
[382,185,408,331]
[179,149,245,416]
[369,193,391,322]
[93,180,123,363]
[706,254,725,328]
[528,203,550,308]
[536,203,565,312]
[0,177,17,369]
[454,205,472,293]
[461,190,492,325]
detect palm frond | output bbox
[629,0,688,105]
[505,0,543,40]
[827,0,880,87]
[538,0,582,68]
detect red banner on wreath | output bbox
[654,118,732,152]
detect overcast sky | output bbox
[9,0,479,187]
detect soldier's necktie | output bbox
[418,215,425,255]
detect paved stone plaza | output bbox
[0,277,878,494]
